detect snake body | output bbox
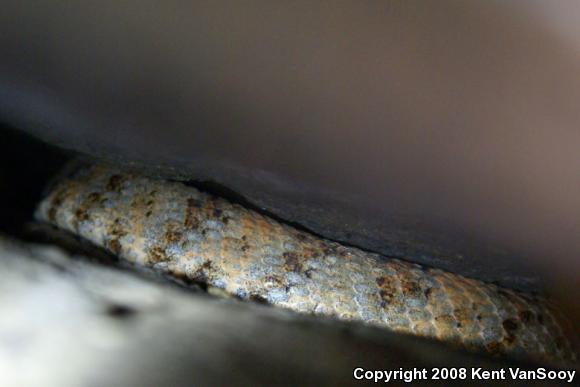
[36,164,575,363]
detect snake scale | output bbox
[36,164,576,363]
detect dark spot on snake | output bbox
[500,320,519,346]
[301,247,315,260]
[164,225,182,244]
[519,310,534,323]
[212,208,222,217]
[379,289,397,306]
[109,239,122,255]
[145,210,152,217]
[476,314,482,321]
[108,218,127,240]
[105,303,137,319]
[283,252,303,273]
[48,187,69,222]
[149,246,168,262]
[502,318,519,332]
[187,261,214,288]
[379,290,388,299]
[400,278,422,298]
[85,191,99,200]
[424,288,433,299]
[376,277,399,307]
[453,307,470,323]
[266,275,287,290]
[74,207,89,230]
[304,269,313,279]
[185,199,201,229]
[106,174,124,192]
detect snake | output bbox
[35,163,576,363]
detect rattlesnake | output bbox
[36,163,576,363]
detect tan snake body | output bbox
[36,164,576,363]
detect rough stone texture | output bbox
[36,164,577,363]
[3,235,566,387]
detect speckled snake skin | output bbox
[36,164,576,363]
